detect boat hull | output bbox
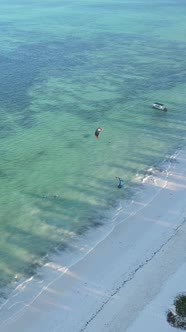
[152,103,168,112]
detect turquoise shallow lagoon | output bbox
[0,0,186,289]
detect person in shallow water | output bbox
[95,127,103,138]
[116,177,124,189]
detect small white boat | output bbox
[152,102,168,112]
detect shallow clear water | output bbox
[0,0,186,288]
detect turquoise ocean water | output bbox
[0,0,186,290]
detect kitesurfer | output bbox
[116,177,124,189]
[95,127,103,138]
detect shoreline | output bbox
[0,145,186,331]
[0,145,174,307]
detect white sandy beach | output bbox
[1,147,186,332]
